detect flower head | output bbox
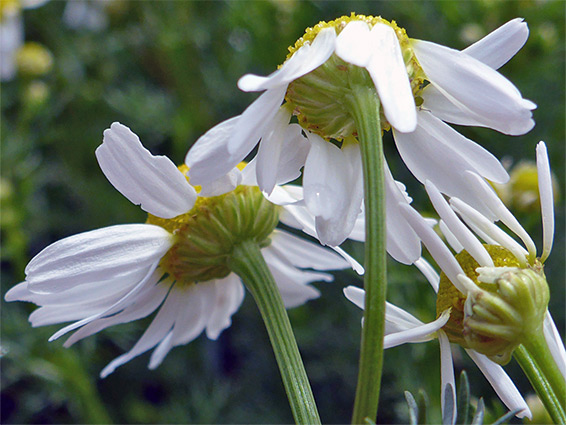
[5,122,355,377]
[186,15,534,251]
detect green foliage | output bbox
[1,1,564,424]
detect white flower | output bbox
[346,141,564,422]
[186,16,534,250]
[0,0,49,80]
[5,122,356,377]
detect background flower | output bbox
[1,2,563,423]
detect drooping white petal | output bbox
[343,285,365,310]
[466,349,532,419]
[384,310,450,349]
[450,198,528,266]
[269,229,350,271]
[426,180,493,267]
[543,312,566,379]
[227,85,287,158]
[439,220,464,254]
[536,142,554,263]
[335,21,373,66]
[255,106,293,194]
[413,40,535,135]
[238,27,336,92]
[206,274,245,340]
[366,24,416,133]
[100,282,183,378]
[464,171,537,260]
[463,18,529,70]
[185,116,242,186]
[96,123,196,218]
[272,123,310,186]
[198,167,242,197]
[63,278,173,347]
[25,224,172,294]
[384,161,421,265]
[438,330,457,425]
[312,142,364,246]
[400,204,467,293]
[414,257,440,293]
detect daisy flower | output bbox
[186,15,535,250]
[5,122,355,377]
[345,141,564,422]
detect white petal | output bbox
[227,86,287,158]
[100,283,184,378]
[426,180,493,267]
[206,274,245,340]
[384,160,421,264]
[543,311,566,379]
[272,123,310,185]
[464,171,536,260]
[0,12,23,81]
[343,285,365,310]
[439,220,464,254]
[414,257,440,293]
[329,246,364,275]
[335,21,373,66]
[463,18,529,70]
[238,27,336,92]
[63,279,172,347]
[438,331,457,425]
[384,310,450,349]
[96,123,196,218]
[536,142,554,262]
[365,24,416,133]
[25,224,172,294]
[185,116,242,186]
[312,142,364,246]
[255,106,293,194]
[466,349,531,419]
[413,40,535,135]
[198,167,242,197]
[270,229,349,270]
[400,204,467,294]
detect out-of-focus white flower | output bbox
[5,122,358,377]
[186,15,535,251]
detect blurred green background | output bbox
[1,1,564,423]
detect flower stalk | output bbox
[345,84,387,424]
[514,336,566,424]
[228,240,321,425]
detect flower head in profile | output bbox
[345,142,565,422]
[186,14,535,252]
[5,122,355,377]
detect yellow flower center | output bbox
[284,13,426,140]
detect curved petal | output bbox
[185,116,241,186]
[438,331,457,425]
[272,123,310,186]
[384,160,421,264]
[25,224,172,294]
[343,285,365,309]
[227,86,287,158]
[238,27,336,92]
[97,123,196,218]
[206,274,245,340]
[414,257,440,293]
[335,21,373,66]
[366,24,416,133]
[384,310,450,349]
[536,142,554,262]
[543,312,566,379]
[463,18,529,70]
[197,167,242,197]
[466,349,531,418]
[413,40,535,135]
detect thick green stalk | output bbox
[514,344,566,424]
[228,240,321,425]
[346,85,386,424]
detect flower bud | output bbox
[16,42,53,77]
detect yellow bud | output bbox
[16,42,53,77]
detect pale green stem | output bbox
[514,341,566,424]
[345,85,386,424]
[228,240,321,425]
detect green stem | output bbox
[514,343,566,424]
[228,240,321,425]
[346,85,386,424]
